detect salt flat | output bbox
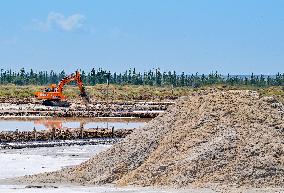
[0,145,111,179]
[0,185,216,193]
[0,145,214,193]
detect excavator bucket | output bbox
[80,91,90,103]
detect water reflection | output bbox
[0,118,151,131]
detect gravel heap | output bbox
[17,90,284,188]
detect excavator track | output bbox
[42,100,70,107]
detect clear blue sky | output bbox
[0,0,283,74]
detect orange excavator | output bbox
[34,71,90,107]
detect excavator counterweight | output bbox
[34,71,90,107]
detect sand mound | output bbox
[18,90,284,188]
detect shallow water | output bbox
[0,118,151,131]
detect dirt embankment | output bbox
[0,128,133,143]
[13,90,284,188]
[0,100,173,118]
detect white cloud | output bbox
[33,12,86,32]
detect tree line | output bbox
[0,68,284,87]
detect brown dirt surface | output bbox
[14,89,284,188]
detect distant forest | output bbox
[0,68,284,87]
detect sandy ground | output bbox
[0,145,215,193]
[0,185,216,193]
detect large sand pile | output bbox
[17,90,284,188]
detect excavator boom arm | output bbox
[57,71,84,93]
[57,71,89,101]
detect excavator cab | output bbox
[35,71,90,107]
[44,84,56,92]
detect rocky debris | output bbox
[0,99,173,111]
[0,138,117,149]
[0,101,173,118]
[0,128,133,143]
[0,97,38,104]
[25,185,58,189]
[0,110,161,118]
[14,90,284,188]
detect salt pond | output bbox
[0,118,151,131]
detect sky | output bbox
[0,0,283,74]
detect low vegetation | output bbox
[0,84,192,101]
[0,84,283,102]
